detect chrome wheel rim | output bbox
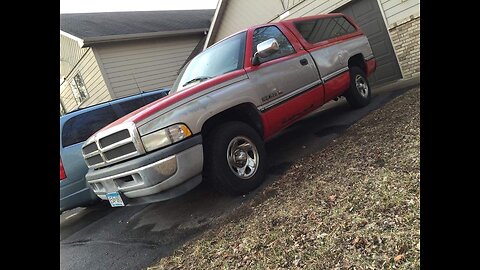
[227,136,259,179]
[355,74,369,98]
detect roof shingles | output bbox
[60,9,215,40]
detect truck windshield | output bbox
[171,31,246,93]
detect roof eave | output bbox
[81,28,209,47]
[60,30,85,47]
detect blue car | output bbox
[60,89,170,213]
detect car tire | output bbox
[203,121,267,195]
[345,66,371,108]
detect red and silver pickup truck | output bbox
[82,13,376,207]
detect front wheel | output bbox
[203,121,267,195]
[345,66,371,108]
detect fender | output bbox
[136,73,263,137]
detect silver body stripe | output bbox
[322,67,349,82]
[257,79,323,112]
[309,35,373,79]
[364,54,375,61]
[106,34,374,141]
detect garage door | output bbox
[334,0,402,85]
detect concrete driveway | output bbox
[60,77,419,270]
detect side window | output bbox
[61,106,118,147]
[143,91,168,105]
[110,97,146,118]
[294,16,357,44]
[252,26,295,64]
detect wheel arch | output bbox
[200,103,264,139]
[348,53,367,73]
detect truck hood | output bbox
[97,70,246,133]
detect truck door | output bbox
[245,25,324,138]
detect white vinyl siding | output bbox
[281,0,419,27]
[379,0,420,27]
[213,0,285,43]
[60,34,88,78]
[60,42,111,112]
[273,0,353,21]
[60,81,77,112]
[211,0,360,42]
[95,35,203,98]
[210,0,419,42]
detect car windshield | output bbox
[171,31,246,93]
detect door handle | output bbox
[300,58,308,66]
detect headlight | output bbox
[141,124,192,152]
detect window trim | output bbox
[70,72,90,105]
[251,25,296,65]
[293,15,357,45]
[282,14,363,51]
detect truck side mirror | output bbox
[252,38,279,66]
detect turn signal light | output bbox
[60,157,66,181]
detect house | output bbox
[204,0,419,86]
[60,9,215,114]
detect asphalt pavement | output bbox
[60,77,419,270]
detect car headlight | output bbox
[141,124,192,152]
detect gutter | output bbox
[204,0,228,50]
[60,30,85,47]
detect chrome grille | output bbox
[103,143,137,160]
[82,143,98,155]
[81,122,146,169]
[99,130,130,148]
[86,155,103,166]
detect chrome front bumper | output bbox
[85,136,203,203]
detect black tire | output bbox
[203,121,267,195]
[345,66,371,108]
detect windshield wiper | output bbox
[182,76,212,87]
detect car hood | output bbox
[96,70,246,134]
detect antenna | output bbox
[132,73,142,93]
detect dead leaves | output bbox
[351,236,367,249]
[148,88,421,270]
[394,253,405,263]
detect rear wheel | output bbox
[203,121,266,195]
[345,66,371,108]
